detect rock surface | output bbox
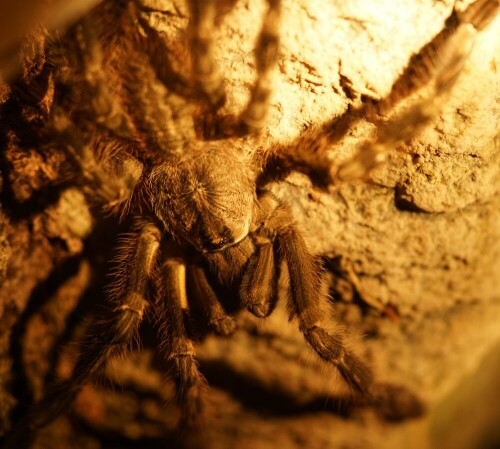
[0,1,499,449]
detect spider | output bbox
[2,0,498,446]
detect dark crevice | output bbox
[202,359,424,421]
[394,185,429,213]
[7,255,82,419]
[7,214,124,423]
[201,360,356,418]
[338,71,356,101]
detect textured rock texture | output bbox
[0,1,499,449]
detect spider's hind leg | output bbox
[50,13,143,211]
[193,0,282,137]
[54,117,144,214]
[239,0,282,134]
[187,0,226,110]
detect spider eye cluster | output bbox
[203,236,230,252]
[199,219,243,251]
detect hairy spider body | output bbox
[2,0,499,446]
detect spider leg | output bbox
[239,0,282,134]
[187,263,237,336]
[279,229,373,394]
[49,14,144,208]
[334,6,493,181]
[81,3,200,158]
[240,238,278,318]
[52,113,144,211]
[3,222,160,448]
[130,7,195,101]
[197,0,282,138]
[258,0,499,186]
[187,0,226,109]
[156,242,207,429]
[66,13,131,137]
[257,192,373,394]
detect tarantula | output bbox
[2,0,498,445]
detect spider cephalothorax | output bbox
[2,0,498,446]
[148,147,257,253]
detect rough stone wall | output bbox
[0,1,499,449]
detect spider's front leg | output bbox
[245,192,373,394]
[240,234,279,318]
[3,222,161,449]
[187,263,238,336]
[157,240,211,430]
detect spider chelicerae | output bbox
[2,0,498,445]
